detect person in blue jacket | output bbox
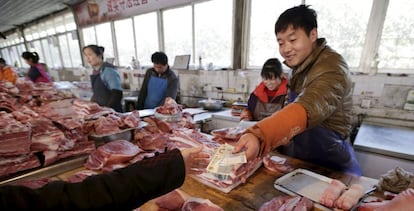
[137,51,178,109]
[83,45,123,112]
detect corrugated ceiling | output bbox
[0,0,83,35]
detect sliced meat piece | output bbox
[155,189,190,210]
[263,154,294,174]
[0,154,41,177]
[134,128,153,141]
[84,140,142,170]
[293,197,313,211]
[259,196,313,211]
[152,117,173,133]
[211,127,245,140]
[122,110,140,128]
[97,140,141,166]
[136,133,170,152]
[155,97,182,115]
[335,183,365,210]
[182,197,223,211]
[43,141,96,166]
[319,179,346,207]
[259,196,292,211]
[143,117,157,126]
[93,116,120,135]
[279,195,301,210]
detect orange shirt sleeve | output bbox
[3,66,18,84]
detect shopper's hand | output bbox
[180,147,210,175]
[233,133,260,161]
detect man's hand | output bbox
[232,133,261,161]
[180,147,210,175]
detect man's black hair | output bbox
[151,51,168,65]
[275,4,317,36]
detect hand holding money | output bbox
[207,144,247,180]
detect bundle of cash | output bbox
[206,143,247,180]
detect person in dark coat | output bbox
[0,147,209,210]
[83,45,123,112]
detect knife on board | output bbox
[349,186,378,211]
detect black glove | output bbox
[108,89,123,112]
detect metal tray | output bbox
[88,121,148,144]
[274,168,332,210]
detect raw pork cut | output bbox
[122,110,140,128]
[211,127,245,141]
[335,183,365,210]
[84,140,142,170]
[259,196,313,211]
[182,197,223,211]
[263,154,294,174]
[155,97,183,115]
[259,196,292,211]
[155,189,189,210]
[0,111,31,156]
[0,154,41,177]
[319,179,346,207]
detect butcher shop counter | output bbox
[54,152,378,211]
[141,154,378,211]
[143,153,377,210]
[1,155,380,210]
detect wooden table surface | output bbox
[139,152,378,211]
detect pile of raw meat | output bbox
[155,97,183,115]
[79,109,262,194]
[0,80,142,179]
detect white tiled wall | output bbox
[177,69,414,124]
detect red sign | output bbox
[75,0,195,27]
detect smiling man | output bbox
[234,4,362,176]
[137,51,179,109]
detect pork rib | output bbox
[319,179,346,208]
[335,183,364,210]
